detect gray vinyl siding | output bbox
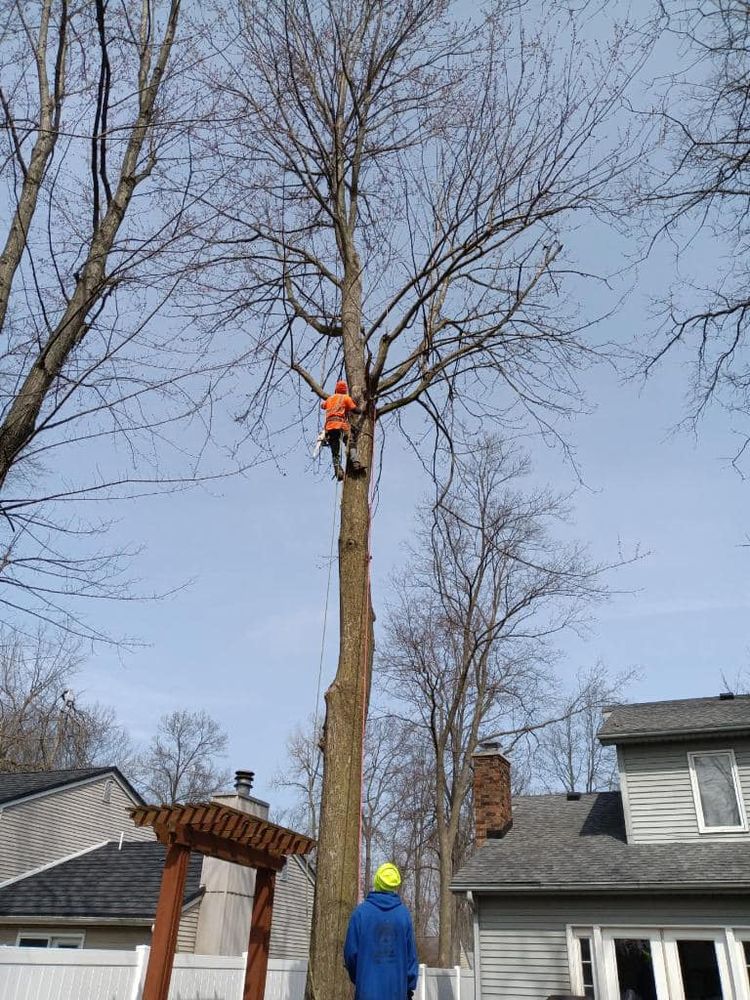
[177,903,200,953]
[478,893,750,1000]
[621,739,750,843]
[0,923,150,949]
[0,777,152,882]
[269,857,314,961]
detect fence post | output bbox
[455,964,461,1000]
[419,963,427,1000]
[130,945,150,1000]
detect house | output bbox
[0,766,313,959]
[452,693,750,1000]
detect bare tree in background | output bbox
[205,2,645,991]
[533,663,637,793]
[381,438,614,965]
[0,627,133,771]
[0,0,235,638]
[272,715,323,838]
[137,709,230,805]
[642,2,750,466]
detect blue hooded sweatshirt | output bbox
[344,891,419,1000]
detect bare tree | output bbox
[136,709,230,805]
[642,2,750,465]
[533,663,637,793]
[0,626,133,771]
[204,3,644,992]
[0,1,235,637]
[272,715,323,838]
[381,437,614,965]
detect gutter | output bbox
[599,725,750,746]
[451,882,750,895]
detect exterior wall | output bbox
[194,791,267,956]
[177,903,200,953]
[269,857,314,961]
[0,923,150,949]
[477,893,750,1000]
[620,738,750,843]
[0,776,153,882]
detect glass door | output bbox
[662,932,733,1000]
[601,930,670,1000]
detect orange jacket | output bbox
[322,392,357,432]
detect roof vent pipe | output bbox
[234,770,255,798]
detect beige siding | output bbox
[177,902,200,953]
[0,776,153,882]
[269,857,313,961]
[621,739,750,843]
[0,923,150,949]
[478,893,750,1000]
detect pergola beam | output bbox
[244,867,276,1000]
[141,843,190,1000]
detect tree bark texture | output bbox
[306,407,374,1000]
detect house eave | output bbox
[0,915,154,926]
[599,725,750,746]
[450,882,750,895]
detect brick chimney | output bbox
[472,742,512,846]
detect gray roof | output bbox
[0,768,143,807]
[598,695,750,745]
[0,842,203,919]
[452,792,750,893]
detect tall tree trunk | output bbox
[305,397,374,1000]
[304,229,375,998]
[437,826,455,967]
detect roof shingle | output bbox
[0,842,203,918]
[598,695,750,744]
[452,791,750,892]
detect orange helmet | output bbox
[335,380,348,394]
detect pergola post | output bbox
[243,866,276,1000]
[142,842,191,1000]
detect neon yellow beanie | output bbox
[374,862,401,893]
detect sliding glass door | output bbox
[592,928,743,1000]
[662,932,733,1000]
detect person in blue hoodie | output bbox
[344,862,419,1000]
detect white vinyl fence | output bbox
[0,946,474,1000]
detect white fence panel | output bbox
[169,953,245,1000]
[262,959,306,1000]
[0,948,473,1000]
[0,947,137,1000]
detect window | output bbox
[688,751,747,833]
[16,932,84,949]
[675,940,723,1000]
[742,941,750,987]
[579,936,596,998]
[613,938,659,1000]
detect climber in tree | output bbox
[321,379,364,481]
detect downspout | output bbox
[467,890,481,1000]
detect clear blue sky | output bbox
[55,4,750,811]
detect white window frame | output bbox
[569,927,597,998]
[733,929,750,1000]
[687,749,748,834]
[661,928,735,1000]
[567,924,750,1000]
[15,930,85,949]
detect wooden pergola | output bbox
[130,802,316,1000]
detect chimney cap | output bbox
[234,769,255,793]
[475,740,502,754]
